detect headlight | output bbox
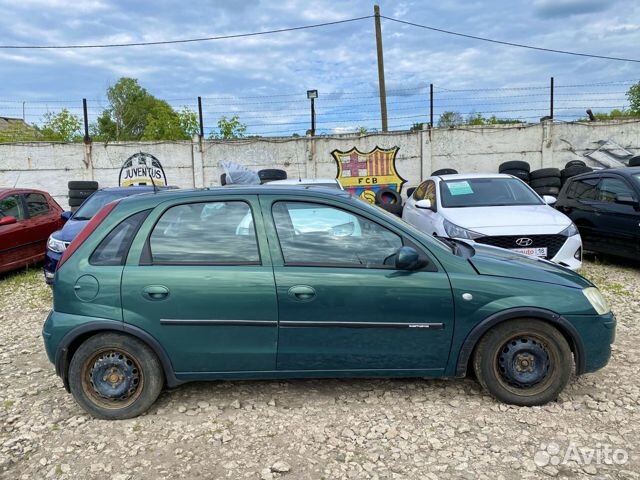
[583,287,610,315]
[443,219,485,240]
[559,223,579,237]
[47,235,68,253]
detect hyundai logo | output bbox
[515,238,533,247]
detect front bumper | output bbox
[43,250,62,284]
[566,311,616,374]
[550,233,582,271]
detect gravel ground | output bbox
[0,258,638,480]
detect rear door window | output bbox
[148,201,260,265]
[0,195,25,220]
[24,193,49,217]
[572,178,599,201]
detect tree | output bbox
[93,77,198,141]
[0,121,38,143]
[410,122,424,131]
[209,115,247,139]
[437,111,464,128]
[627,81,640,114]
[40,109,82,142]
[466,113,523,126]
[357,126,368,135]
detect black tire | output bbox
[258,169,287,182]
[68,197,85,207]
[529,177,561,188]
[68,181,98,190]
[68,332,164,420]
[561,165,593,179]
[375,188,401,205]
[220,173,228,186]
[530,168,560,180]
[406,187,417,198]
[534,186,560,196]
[68,189,95,200]
[473,319,572,406]
[499,161,530,173]
[501,169,530,182]
[628,155,640,167]
[431,168,458,176]
[379,202,403,216]
[565,160,586,168]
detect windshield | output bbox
[73,190,144,220]
[440,178,543,208]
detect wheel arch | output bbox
[455,307,586,377]
[55,321,182,392]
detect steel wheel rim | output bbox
[81,348,144,410]
[494,333,556,396]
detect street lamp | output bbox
[307,89,318,136]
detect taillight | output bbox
[56,201,118,271]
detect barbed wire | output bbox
[0,80,636,137]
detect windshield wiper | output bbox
[72,216,91,220]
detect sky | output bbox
[0,0,639,136]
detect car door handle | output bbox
[287,285,316,301]
[143,285,169,300]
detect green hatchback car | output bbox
[42,186,616,419]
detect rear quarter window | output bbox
[90,210,151,266]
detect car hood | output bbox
[443,205,571,235]
[468,243,591,288]
[52,219,89,242]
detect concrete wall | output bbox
[1,120,638,209]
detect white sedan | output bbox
[402,173,582,270]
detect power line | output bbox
[382,16,640,63]
[0,16,373,49]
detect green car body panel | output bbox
[42,187,615,391]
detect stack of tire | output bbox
[560,160,593,186]
[68,181,99,211]
[375,188,403,216]
[498,161,530,183]
[529,168,562,197]
[220,168,288,185]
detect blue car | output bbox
[44,186,167,283]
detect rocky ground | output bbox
[0,257,638,480]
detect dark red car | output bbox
[0,188,65,275]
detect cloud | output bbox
[532,0,612,18]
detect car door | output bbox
[590,177,640,257]
[0,194,29,271]
[261,195,454,373]
[557,178,600,251]
[402,180,439,235]
[22,192,56,261]
[121,197,279,374]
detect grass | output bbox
[3,399,15,409]
[0,267,52,309]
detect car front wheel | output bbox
[473,319,572,406]
[68,333,164,419]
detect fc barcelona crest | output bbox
[331,146,406,203]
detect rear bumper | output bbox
[566,311,616,374]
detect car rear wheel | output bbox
[473,319,572,406]
[69,333,164,420]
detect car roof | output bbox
[431,173,512,181]
[267,178,339,185]
[0,187,49,195]
[98,186,170,193]
[568,166,640,181]
[117,185,352,208]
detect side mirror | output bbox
[415,199,433,210]
[0,216,17,226]
[395,246,427,271]
[542,195,557,205]
[615,194,638,206]
[61,211,73,221]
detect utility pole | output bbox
[374,5,388,132]
[549,76,554,120]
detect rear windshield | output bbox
[73,190,147,220]
[440,178,543,208]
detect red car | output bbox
[0,188,65,275]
